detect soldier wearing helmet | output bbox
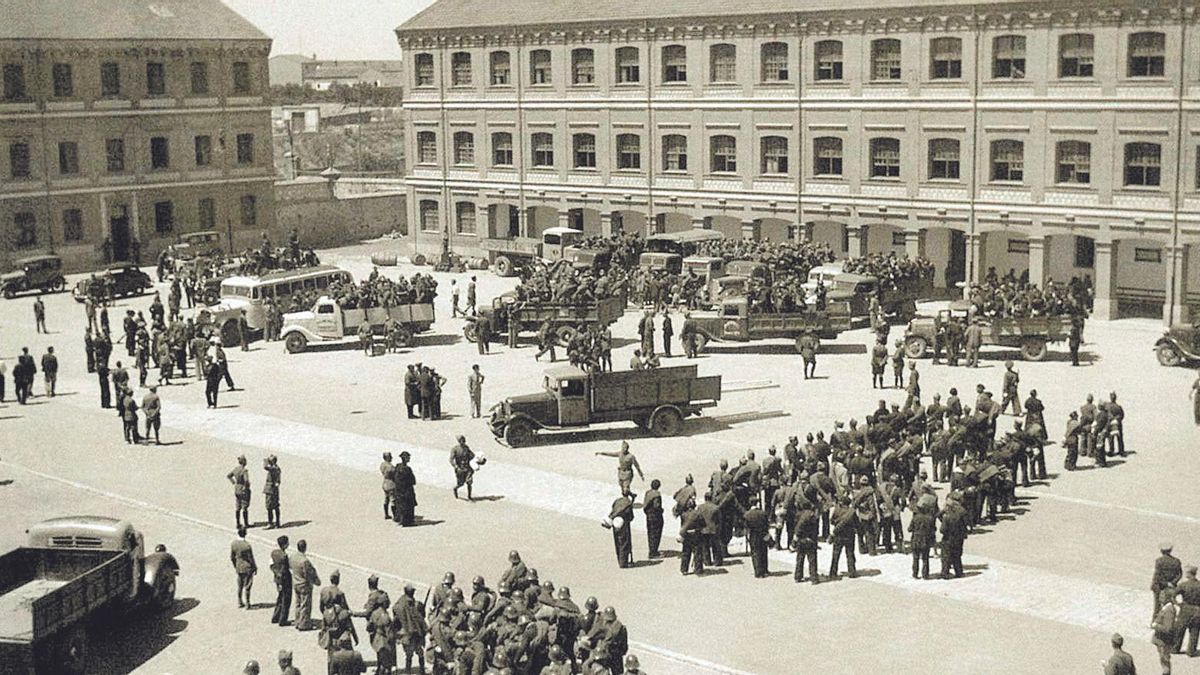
[500,550,530,592]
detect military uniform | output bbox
[264,459,282,528]
[1175,574,1200,656]
[828,502,857,579]
[607,494,635,569]
[227,461,252,529]
[743,505,770,578]
[230,536,257,608]
[394,457,417,526]
[450,440,475,500]
[380,457,396,519]
[270,543,292,625]
[642,488,663,558]
[1152,551,1183,621]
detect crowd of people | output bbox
[967,274,1092,319]
[843,252,936,291]
[514,262,628,306]
[321,269,440,311]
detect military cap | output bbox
[1160,542,1174,552]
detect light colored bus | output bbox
[206,265,353,345]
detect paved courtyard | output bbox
[1,240,1199,674]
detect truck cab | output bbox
[801,262,845,295]
[540,227,583,263]
[545,365,591,426]
[682,256,726,301]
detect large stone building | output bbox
[0,0,275,272]
[397,0,1200,323]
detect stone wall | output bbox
[273,177,406,249]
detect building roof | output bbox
[398,0,1059,32]
[1,0,269,41]
[272,53,316,64]
[303,61,404,80]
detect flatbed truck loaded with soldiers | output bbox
[280,295,435,354]
[489,364,722,446]
[463,291,625,347]
[686,296,854,354]
[903,299,1075,362]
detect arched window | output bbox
[710,44,737,83]
[870,138,901,177]
[1128,32,1166,77]
[531,133,554,167]
[813,137,842,176]
[662,134,688,171]
[616,134,641,170]
[489,51,511,86]
[615,47,640,84]
[573,133,596,168]
[760,136,788,174]
[662,45,687,83]
[572,48,594,85]
[761,42,789,82]
[491,132,513,166]
[871,39,901,80]
[417,131,437,164]
[930,38,962,79]
[815,41,843,81]
[990,140,1024,182]
[453,131,475,165]
[413,53,434,86]
[456,202,477,234]
[451,52,472,86]
[710,135,737,172]
[928,138,960,180]
[993,35,1026,79]
[530,50,552,85]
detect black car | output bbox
[1,255,66,298]
[72,264,153,302]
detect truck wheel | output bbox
[556,325,579,344]
[154,571,178,611]
[649,407,684,437]
[284,333,308,354]
[494,255,515,277]
[504,419,534,447]
[693,334,709,354]
[397,329,415,348]
[462,322,479,343]
[201,289,219,305]
[1020,338,1048,362]
[220,320,240,348]
[1156,343,1184,367]
[904,337,928,359]
[54,626,89,675]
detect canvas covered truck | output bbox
[687,297,854,354]
[903,300,1072,362]
[489,364,722,446]
[0,517,179,675]
[464,292,625,346]
[281,295,435,353]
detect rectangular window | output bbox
[1007,239,1030,254]
[154,201,174,234]
[1074,236,1095,269]
[761,43,789,82]
[151,136,170,169]
[1134,247,1162,263]
[574,134,597,169]
[872,40,902,80]
[14,212,37,248]
[617,134,641,170]
[454,132,475,165]
[991,140,1024,182]
[1129,32,1166,78]
[194,135,212,167]
[420,201,439,231]
[190,62,210,94]
[232,61,252,94]
[993,35,1026,79]
[490,51,511,86]
[710,44,737,83]
[711,136,737,172]
[414,53,435,86]
[663,45,687,83]
[146,62,166,95]
[530,50,552,85]
[930,38,962,79]
[532,133,554,167]
[236,133,254,165]
[198,197,216,230]
[663,135,688,171]
[1060,34,1094,78]
[1124,142,1161,186]
[3,64,26,101]
[100,62,121,96]
[52,63,74,97]
[456,202,477,234]
[492,133,513,166]
[106,138,125,172]
[58,142,79,175]
[451,52,472,86]
[240,195,257,227]
[929,139,960,180]
[62,208,83,242]
[616,47,640,84]
[1056,141,1091,184]
[870,138,901,178]
[417,131,437,164]
[815,41,843,81]
[760,136,788,174]
[9,142,30,178]
[813,137,843,176]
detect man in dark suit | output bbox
[14,347,36,404]
[393,451,417,526]
[1153,542,1183,622]
[606,489,635,569]
[642,479,663,558]
[939,494,968,579]
[660,311,673,357]
[742,499,770,578]
[230,527,256,609]
[828,496,857,580]
[270,535,292,625]
[403,365,420,418]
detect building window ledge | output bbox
[1050,182,1093,190]
[808,79,846,86]
[614,168,643,174]
[571,167,599,173]
[706,172,739,178]
[922,179,962,186]
[660,81,690,87]
[757,81,792,87]
[1119,185,1163,193]
[660,170,690,176]
[866,79,904,85]
[758,174,791,180]
[868,177,903,183]
[809,174,845,181]
[988,180,1026,187]
[1122,77,1170,84]
[571,84,598,90]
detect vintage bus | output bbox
[205,265,353,345]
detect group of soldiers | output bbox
[843,252,936,291]
[514,263,627,307]
[327,270,440,311]
[967,278,1091,319]
[535,322,615,374]
[404,363,448,421]
[1062,391,1127,471]
[1148,543,1200,674]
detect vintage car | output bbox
[1,255,66,298]
[71,263,153,302]
[167,230,223,263]
[1155,325,1200,366]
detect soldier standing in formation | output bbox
[396,583,427,675]
[606,488,635,569]
[142,385,161,444]
[228,455,252,530]
[393,451,417,526]
[270,535,292,626]
[743,498,770,578]
[264,455,282,529]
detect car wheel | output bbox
[154,571,177,612]
[649,407,684,437]
[53,278,66,293]
[1020,338,1048,362]
[904,337,928,359]
[3,287,14,299]
[284,333,308,354]
[504,419,534,447]
[1157,343,1184,367]
[462,322,479,343]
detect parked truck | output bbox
[1,517,179,675]
[489,364,721,446]
[482,227,608,277]
[638,230,725,275]
[687,297,854,354]
[1154,325,1200,367]
[463,292,625,346]
[281,295,435,354]
[903,300,1073,362]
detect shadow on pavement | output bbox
[90,596,198,674]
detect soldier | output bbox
[904,361,921,411]
[1063,411,1081,472]
[1153,590,1179,675]
[33,295,46,333]
[964,319,984,368]
[380,452,396,520]
[828,495,857,580]
[606,488,635,569]
[367,592,396,675]
[228,455,252,530]
[320,569,349,615]
[121,385,140,444]
[143,385,162,445]
[595,441,643,494]
[500,550,530,592]
[1092,402,1111,469]
[450,435,475,501]
[395,583,427,675]
[205,340,224,408]
[681,312,698,359]
[761,446,782,512]
[270,535,292,626]
[277,650,300,675]
[230,527,256,609]
[891,340,905,389]
[1069,313,1084,366]
[1105,392,1126,457]
[404,365,421,418]
[1102,634,1136,675]
[642,479,663,558]
[329,635,366,675]
[661,310,673,357]
[1175,566,1200,656]
[678,504,706,576]
[357,322,372,356]
[1152,542,1183,622]
[908,501,936,580]
[870,337,888,389]
[238,309,250,352]
[394,451,417,526]
[743,498,770,578]
[799,333,818,379]
[264,455,282,529]
[877,474,905,554]
[467,364,485,418]
[939,494,968,579]
[1001,361,1021,415]
[793,489,820,584]
[1080,394,1098,459]
[638,310,654,356]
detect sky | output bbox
[221,0,437,59]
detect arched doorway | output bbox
[757,217,791,243]
[525,206,558,240]
[612,210,648,235]
[487,204,520,240]
[655,212,692,234]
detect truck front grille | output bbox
[50,535,103,548]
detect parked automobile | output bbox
[72,264,153,302]
[1154,325,1200,366]
[1,255,66,299]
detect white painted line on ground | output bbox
[2,460,750,675]
[1016,490,1200,526]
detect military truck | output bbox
[0,517,179,675]
[903,300,1073,362]
[639,230,725,274]
[1154,325,1200,366]
[489,364,721,446]
[280,295,435,353]
[481,227,597,277]
[464,292,625,346]
[687,297,853,354]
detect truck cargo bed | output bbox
[0,579,68,641]
[591,365,721,413]
[0,548,130,644]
